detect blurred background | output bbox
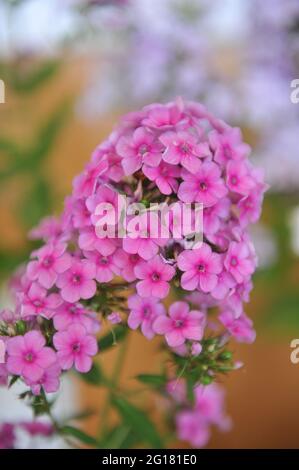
[0,0,299,448]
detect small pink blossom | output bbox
[191,342,203,356]
[78,227,117,256]
[0,423,15,449]
[142,103,182,129]
[84,250,120,283]
[53,324,98,373]
[72,158,108,198]
[226,161,254,196]
[107,312,122,324]
[127,294,166,339]
[20,283,62,319]
[143,162,180,195]
[123,213,166,261]
[57,258,96,303]
[178,162,227,206]
[219,310,256,343]
[160,131,210,173]
[25,362,61,395]
[135,255,175,298]
[117,127,163,175]
[6,331,57,382]
[209,127,250,165]
[113,250,141,282]
[177,243,222,292]
[20,421,54,437]
[153,301,205,347]
[53,302,100,333]
[28,216,63,242]
[176,411,210,448]
[27,243,71,289]
[224,241,255,284]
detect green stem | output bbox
[100,333,130,436]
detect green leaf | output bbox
[77,363,103,386]
[8,375,19,388]
[136,374,166,389]
[99,425,137,450]
[112,396,163,449]
[10,60,61,94]
[61,425,99,447]
[98,325,128,352]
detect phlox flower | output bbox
[28,216,63,242]
[6,331,57,382]
[27,242,71,289]
[143,161,180,195]
[219,310,256,343]
[20,282,62,319]
[0,423,15,449]
[56,258,96,303]
[153,301,205,347]
[53,302,100,333]
[78,227,117,256]
[226,161,255,196]
[71,198,93,229]
[203,198,231,236]
[86,185,120,234]
[20,421,54,437]
[209,128,250,165]
[117,127,163,175]
[123,212,166,261]
[107,312,122,324]
[72,158,108,198]
[177,243,222,292]
[134,255,175,298]
[178,162,227,206]
[113,250,141,282]
[224,241,255,284]
[84,250,120,283]
[127,294,166,339]
[53,324,98,373]
[238,190,264,227]
[176,410,210,448]
[141,103,182,129]
[160,131,210,173]
[25,362,61,396]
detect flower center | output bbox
[72,274,82,285]
[130,254,139,263]
[143,306,151,317]
[197,263,206,273]
[72,342,81,353]
[25,352,35,362]
[230,175,238,185]
[199,181,207,191]
[179,142,190,154]
[138,144,148,155]
[99,257,109,265]
[69,306,79,315]
[42,256,54,268]
[175,319,184,328]
[151,272,160,282]
[230,256,238,267]
[33,299,43,308]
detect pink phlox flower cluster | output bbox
[168,380,230,448]
[1,99,265,397]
